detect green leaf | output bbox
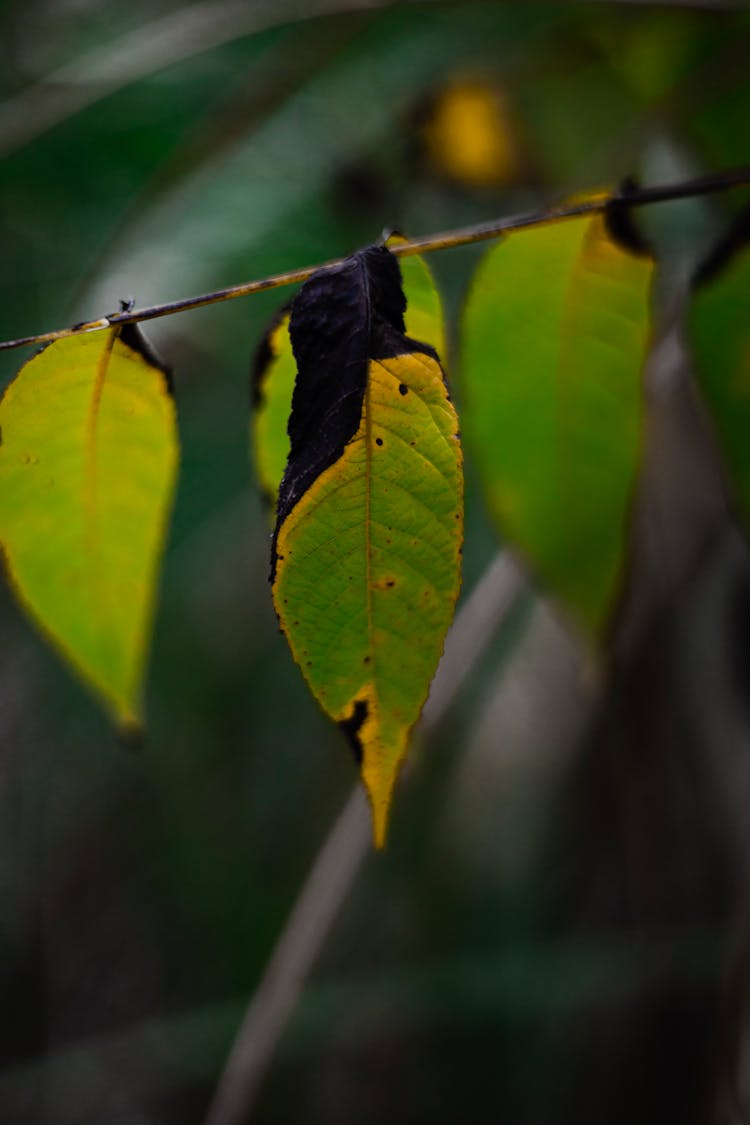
[0,325,178,729]
[251,238,447,514]
[387,234,448,362]
[271,246,462,846]
[689,212,750,522]
[251,306,295,510]
[461,208,653,636]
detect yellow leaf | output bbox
[0,325,178,729]
[420,78,524,189]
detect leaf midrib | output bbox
[357,256,375,690]
[84,327,119,650]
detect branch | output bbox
[1,166,748,354]
[201,551,527,1125]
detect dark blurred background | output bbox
[2,1,750,1122]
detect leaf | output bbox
[461,207,653,636]
[0,325,178,729]
[418,78,525,188]
[271,245,463,847]
[251,306,295,509]
[251,238,447,513]
[689,207,750,523]
[387,234,448,363]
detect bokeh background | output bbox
[1,1,750,1122]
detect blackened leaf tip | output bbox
[119,323,174,395]
[605,178,653,259]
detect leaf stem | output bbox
[1,166,748,354]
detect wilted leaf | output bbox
[0,325,178,729]
[689,208,750,523]
[251,237,447,513]
[271,245,462,846]
[461,207,653,636]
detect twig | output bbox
[201,550,527,1125]
[1,166,748,354]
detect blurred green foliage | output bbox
[462,211,652,636]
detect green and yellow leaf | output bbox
[387,233,448,362]
[251,239,446,514]
[251,306,295,509]
[461,207,653,637]
[271,245,462,846]
[689,207,750,522]
[0,325,178,729]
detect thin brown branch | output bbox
[1,166,748,355]
[201,551,527,1125]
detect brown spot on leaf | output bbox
[373,576,397,590]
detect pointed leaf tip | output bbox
[363,759,397,850]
